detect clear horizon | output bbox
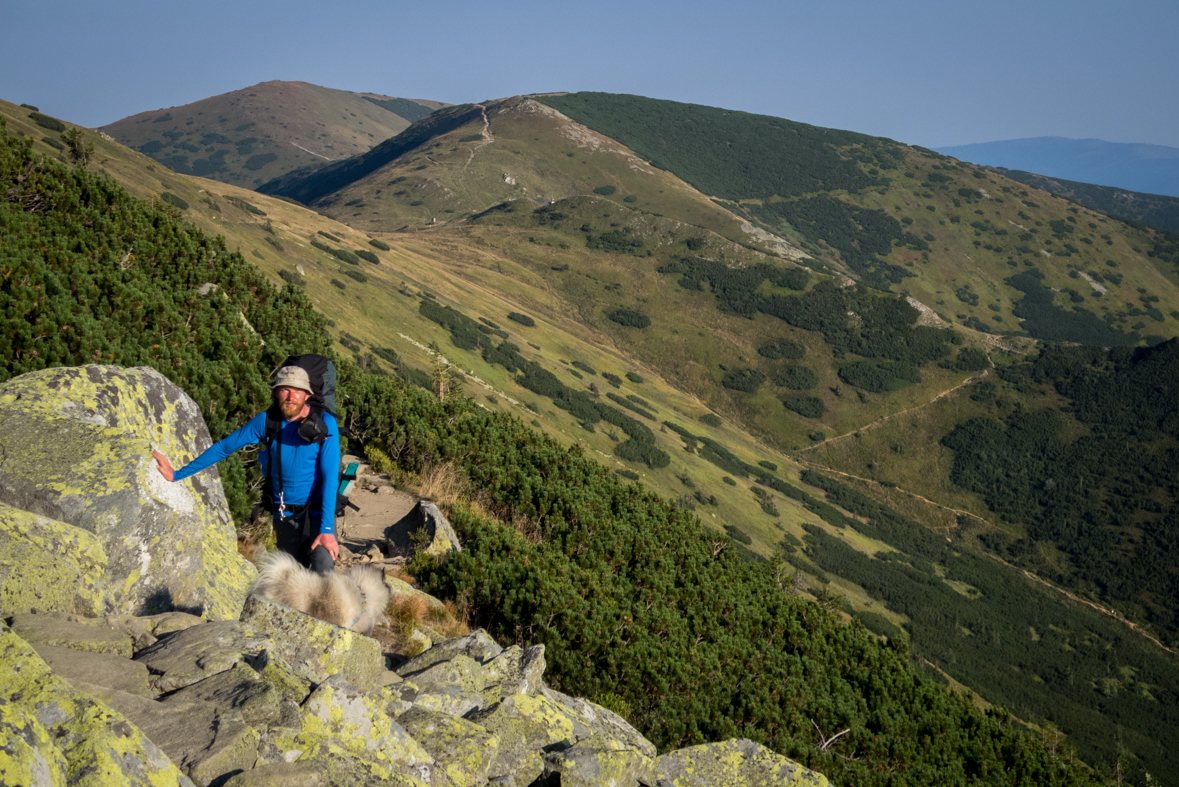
[3,0,1177,150]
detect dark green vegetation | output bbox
[993,168,1179,234]
[796,471,1178,783]
[338,373,1106,786]
[1006,269,1140,345]
[0,121,327,521]
[943,341,1179,640]
[540,92,892,200]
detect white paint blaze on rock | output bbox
[0,366,255,620]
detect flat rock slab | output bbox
[0,502,107,617]
[0,621,195,787]
[79,681,259,787]
[654,738,830,787]
[10,612,134,658]
[135,620,272,693]
[239,595,383,694]
[102,610,206,653]
[541,686,657,760]
[163,661,282,729]
[398,707,499,787]
[397,630,503,677]
[542,732,655,787]
[222,761,328,787]
[31,641,152,697]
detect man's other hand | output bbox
[153,450,174,482]
[311,532,340,561]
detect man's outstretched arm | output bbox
[154,412,269,482]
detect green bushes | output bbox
[592,185,617,195]
[507,312,536,327]
[318,230,341,242]
[278,269,306,287]
[838,360,920,392]
[625,371,644,383]
[159,192,189,210]
[774,366,818,389]
[244,152,278,170]
[571,359,595,374]
[224,195,265,216]
[720,368,766,393]
[602,372,623,387]
[330,278,346,290]
[343,270,368,283]
[369,238,391,251]
[41,136,64,151]
[698,412,722,427]
[608,308,651,328]
[355,249,380,264]
[758,341,805,360]
[782,396,826,418]
[409,200,425,206]
[28,112,65,132]
[458,134,483,142]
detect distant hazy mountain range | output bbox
[936,137,1179,199]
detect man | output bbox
[153,365,341,573]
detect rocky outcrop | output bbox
[0,366,255,620]
[0,602,832,787]
[0,502,107,617]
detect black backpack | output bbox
[260,355,355,521]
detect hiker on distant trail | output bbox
[154,356,341,575]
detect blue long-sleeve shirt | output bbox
[174,410,341,534]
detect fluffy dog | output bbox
[249,552,390,635]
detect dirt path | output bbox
[290,142,331,160]
[463,105,494,168]
[335,454,418,568]
[796,370,990,455]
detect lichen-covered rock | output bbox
[397,629,503,677]
[78,681,259,787]
[405,653,485,695]
[0,366,255,620]
[264,675,433,785]
[239,595,384,693]
[542,732,656,787]
[221,760,328,786]
[134,620,273,693]
[163,661,282,729]
[0,502,107,617]
[410,687,486,718]
[10,612,134,658]
[398,707,499,787]
[0,622,195,786]
[540,686,656,760]
[29,642,153,697]
[386,500,462,560]
[468,693,584,784]
[102,610,206,653]
[654,738,830,787]
[0,701,69,787]
[481,644,545,702]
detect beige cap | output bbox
[272,366,314,394]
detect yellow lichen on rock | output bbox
[0,366,255,620]
[0,622,193,787]
[0,502,108,616]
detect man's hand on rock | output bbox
[152,450,174,482]
[311,532,340,561]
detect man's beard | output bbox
[278,399,303,419]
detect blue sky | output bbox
[4,0,1177,149]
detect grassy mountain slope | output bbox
[100,80,445,188]
[11,96,1179,779]
[990,167,1179,234]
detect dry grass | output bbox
[413,462,467,509]
[386,593,431,640]
[380,592,470,658]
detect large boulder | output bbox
[0,365,255,620]
[654,738,829,787]
[240,595,384,693]
[0,620,195,786]
[386,500,462,559]
[541,732,656,787]
[134,620,274,693]
[397,707,499,787]
[0,502,108,617]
